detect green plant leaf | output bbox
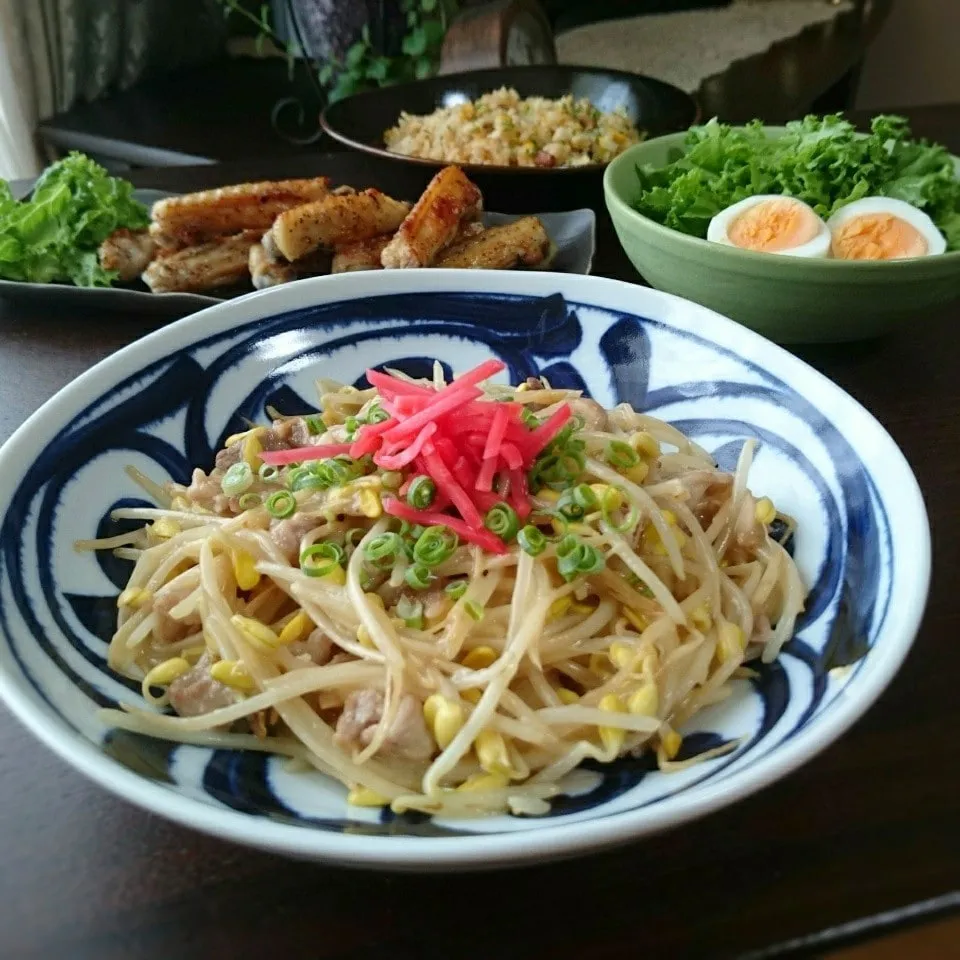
[420,0,437,11]
[329,72,362,102]
[402,27,427,56]
[318,62,336,86]
[367,57,391,81]
[345,40,368,68]
[414,57,434,80]
[361,23,371,43]
[421,18,445,49]
[406,10,418,27]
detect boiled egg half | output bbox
[827,197,946,260]
[707,195,831,258]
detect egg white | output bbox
[826,197,947,258]
[707,195,831,259]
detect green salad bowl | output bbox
[603,129,960,343]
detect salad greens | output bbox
[633,114,960,251]
[0,152,148,287]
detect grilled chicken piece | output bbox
[332,233,393,273]
[271,189,411,262]
[142,230,260,293]
[249,242,297,289]
[151,178,331,246]
[434,217,552,270]
[380,166,483,269]
[250,241,332,289]
[98,228,157,282]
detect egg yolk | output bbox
[831,214,928,260]
[727,199,820,252]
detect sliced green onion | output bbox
[265,490,296,519]
[413,526,458,567]
[220,461,253,496]
[558,484,597,520]
[517,525,547,556]
[396,596,424,629]
[445,580,468,600]
[299,542,344,578]
[309,456,363,488]
[464,600,484,621]
[345,528,366,549]
[344,416,360,438]
[606,440,640,470]
[404,563,434,590]
[258,463,280,483]
[364,532,404,570]
[406,475,437,510]
[285,466,310,490]
[600,486,639,533]
[290,472,328,493]
[484,502,519,542]
[521,408,540,429]
[238,492,262,511]
[555,534,606,582]
[304,415,324,435]
[365,403,390,425]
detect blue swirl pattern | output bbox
[0,291,892,838]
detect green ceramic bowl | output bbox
[603,129,960,343]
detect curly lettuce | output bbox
[0,152,149,287]
[633,114,960,251]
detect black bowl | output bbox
[320,65,698,213]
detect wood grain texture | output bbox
[1,105,958,960]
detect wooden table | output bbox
[37,0,891,167]
[2,104,958,960]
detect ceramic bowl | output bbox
[321,65,697,212]
[604,130,960,343]
[0,270,929,869]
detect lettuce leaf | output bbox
[0,152,149,286]
[634,114,960,251]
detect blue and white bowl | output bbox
[0,271,929,869]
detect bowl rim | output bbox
[0,270,931,869]
[320,64,699,175]
[603,128,960,271]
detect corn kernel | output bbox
[598,693,626,754]
[630,431,660,459]
[461,687,482,704]
[358,489,382,518]
[346,786,389,807]
[230,614,279,651]
[277,610,312,647]
[569,600,597,615]
[475,729,515,777]
[555,686,580,705]
[458,772,509,792]
[755,497,776,526]
[223,430,248,448]
[548,595,573,621]
[356,625,375,649]
[423,695,463,749]
[609,641,636,671]
[210,659,255,692]
[151,518,180,540]
[690,604,712,632]
[322,565,346,586]
[461,646,498,670]
[117,586,151,609]
[143,657,191,688]
[660,726,683,760]
[627,684,659,717]
[231,549,261,591]
[626,462,650,485]
[716,621,746,663]
[365,592,385,611]
[537,489,561,503]
[242,430,263,470]
[622,606,648,633]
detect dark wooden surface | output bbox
[38,0,891,166]
[2,104,959,960]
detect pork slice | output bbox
[289,627,333,665]
[269,513,324,561]
[334,689,433,761]
[167,652,236,717]
[152,568,201,643]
